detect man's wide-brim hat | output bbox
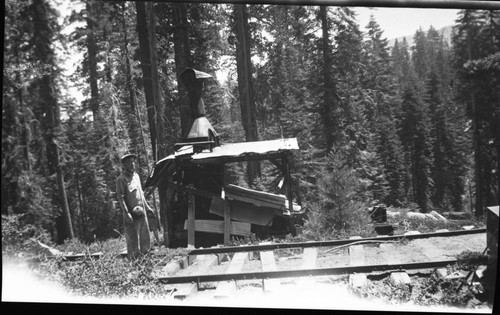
[121,153,137,163]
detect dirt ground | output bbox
[163,232,492,311]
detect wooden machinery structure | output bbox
[144,68,303,248]
[144,138,302,248]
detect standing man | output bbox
[116,153,155,259]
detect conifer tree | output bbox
[31,0,74,242]
[400,84,434,212]
[233,3,260,185]
[452,9,500,214]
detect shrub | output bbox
[302,150,371,240]
[2,214,53,258]
[413,268,475,307]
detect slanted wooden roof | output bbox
[190,137,298,163]
[145,138,299,189]
[162,137,298,163]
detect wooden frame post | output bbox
[188,194,196,248]
[224,200,231,245]
[283,153,293,215]
[283,153,296,236]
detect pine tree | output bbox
[233,3,260,185]
[452,9,500,214]
[360,15,404,206]
[2,0,55,226]
[399,84,434,212]
[303,149,369,239]
[31,0,74,242]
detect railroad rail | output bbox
[58,228,486,261]
[152,228,490,301]
[187,228,486,255]
[156,258,487,285]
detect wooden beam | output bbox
[283,153,293,215]
[209,197,276,226]
[193,152,286,165]
[301,247,318,269]
[172,254,220,300]
[259,242,281,292]
[348,236,368,288]
[183,219,251,236]
[224,201,231,245]
[225,192,283,209]
[226,184,286,204]
[187,194,195,248]
[213,252,250,299]
[380,243,411,285]
[298,247,318,287]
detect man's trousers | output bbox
[124,215,151,259]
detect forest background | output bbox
[2,0,499,246]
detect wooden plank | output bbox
[298,247,318,287]
[187,194,195,248]
[225,192,301,213]
[380,243,411,285]
[183,219,251,236]
[283,154,293,214]
[259,243,281,292]
[224,201,231,245]
[173,254,220,300]
[226,184,287,204]
[301,247,318,269]
[213,252,250,299]
[348,236,368,288]
[226,184,302,213]
[209,197,276,226]
[225,192,284,209]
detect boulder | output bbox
[406,212,427,220]
[429,211,448,222]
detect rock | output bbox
[462,225,475,230]
[424,213,438,221]
[430,211,448,222]
[436,268,448,278]
[387,211,401,219]
[406,212,427,220]
[436,268,467,280]
[389,272,411,285]
[349,273,368,288]
[435,229,449,233]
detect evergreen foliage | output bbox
[2,3,496,245]
[303,149,370,240]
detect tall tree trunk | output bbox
[172,3,192,139]
[466,21,483,217]
[233,4,260,185]
[146,2,168,159]
[121,2,143,161]
[31,0,74,242]
[75,170,86,239]
[136,2,168,160]
[136,1,169,244]
[136,1,158,160]
[2,48,24,215]
[320,6,337,153]
[86,1,99,121]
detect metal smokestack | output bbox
[177,68,219,151]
